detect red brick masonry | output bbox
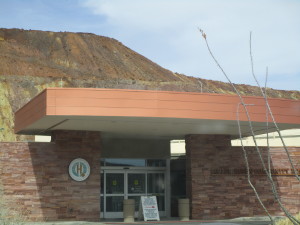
[185,134,300,219]
[1,132,299,221]
[0,131,101,221]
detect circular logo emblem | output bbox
[69,158,90,181]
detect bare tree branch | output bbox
[236,103,274,224]
[199,29,300,224]
[249,32,300,183]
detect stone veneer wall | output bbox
[0,130,101,221]
[185,134,300,219]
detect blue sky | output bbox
[1,0,299,91]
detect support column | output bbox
[50,130,102,221]
[185,134,231,219]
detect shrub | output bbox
[275,213,300,225]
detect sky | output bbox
[0,0,299,91]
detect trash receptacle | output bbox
[178,198,189,221]
[123,199,135,223]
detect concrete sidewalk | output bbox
[24,216,282,225]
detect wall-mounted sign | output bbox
[211,167,300,176]
[69,158,90,181]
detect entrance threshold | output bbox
[101,218,217,224]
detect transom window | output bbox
[101,158,166,167]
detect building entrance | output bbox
[100,159,168,219]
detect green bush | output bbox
[275,213,300,225]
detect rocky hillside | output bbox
[0,28,299,141]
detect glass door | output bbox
[101,170,166,218]
[127,172,146,215]
[147,172,165,215]
[102,171,125,218]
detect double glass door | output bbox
[101,169,166,218]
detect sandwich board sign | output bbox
[138,196,160,221]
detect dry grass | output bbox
[275,213,300,225]
[0,184,26,225]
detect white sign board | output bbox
[140,196,160,221]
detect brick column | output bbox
[185,134,231,219]
[48,130,102,221]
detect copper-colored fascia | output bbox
[14,88,300,134]
[15,88,48,134]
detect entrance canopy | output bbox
[15,88,300,139]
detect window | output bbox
[101,159,166,167]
